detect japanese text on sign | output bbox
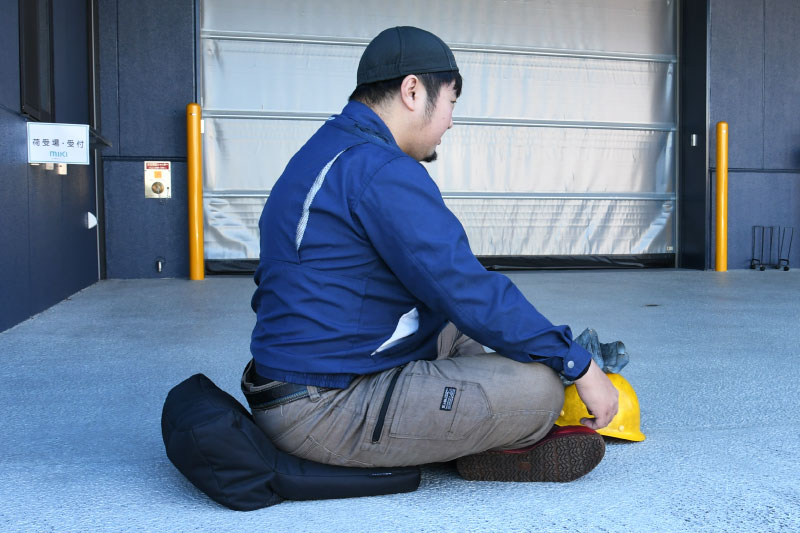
[27,122,90,165]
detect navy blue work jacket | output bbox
[250,101,592,388]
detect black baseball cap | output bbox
[357,26,459,86]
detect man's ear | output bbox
[399,75,422,112]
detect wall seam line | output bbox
[762,0,766,169]
[116,0,121,156]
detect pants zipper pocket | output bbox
[371,367,403,443]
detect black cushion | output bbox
[161,374,420,511]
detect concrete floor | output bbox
[1,270,799,532]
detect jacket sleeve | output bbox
[352,157,592,380]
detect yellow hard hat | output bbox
[555,373,645,442]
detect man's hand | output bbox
[573,359,619,430]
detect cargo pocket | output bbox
[388,375,490,441]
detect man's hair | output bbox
[349,71,463,117]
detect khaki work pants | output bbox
[244,323,565,467]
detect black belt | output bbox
[241,360,329,410]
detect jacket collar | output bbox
[329,101,400,151]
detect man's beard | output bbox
[421,150,438,163]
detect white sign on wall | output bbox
[27,122,90,165]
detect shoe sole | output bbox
[456,432,605,482]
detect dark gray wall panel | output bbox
[764,0,800,169]
[59,166,99,295]
[27,163,98,314]
[116,0,194,157]
[100,0,194,280]
[707,0,800,270]
[709,0,764,169]
[50,0,97,295]
[53,0,90,125]
[26,163,97,314]
[0,110,32,331]
[104,160,188,278]
[0,0,20,111]
[711,172,800,269]
[1,0,97,332]
[27,165,68,314]
[0,5,32,329]
[98,0,120,156]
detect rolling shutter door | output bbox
[199,0,677,264]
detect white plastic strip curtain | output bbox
[199,0,677,260]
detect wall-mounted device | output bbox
[144,161,171,199]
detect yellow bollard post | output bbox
[715,121,728,272]
[187,103,205,280]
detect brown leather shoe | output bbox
[456,425,605,482]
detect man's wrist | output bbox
[560,342,592,381]
[572,358,592,381]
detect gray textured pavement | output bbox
[1,270,799,532]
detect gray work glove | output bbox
[561,328,629,386]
